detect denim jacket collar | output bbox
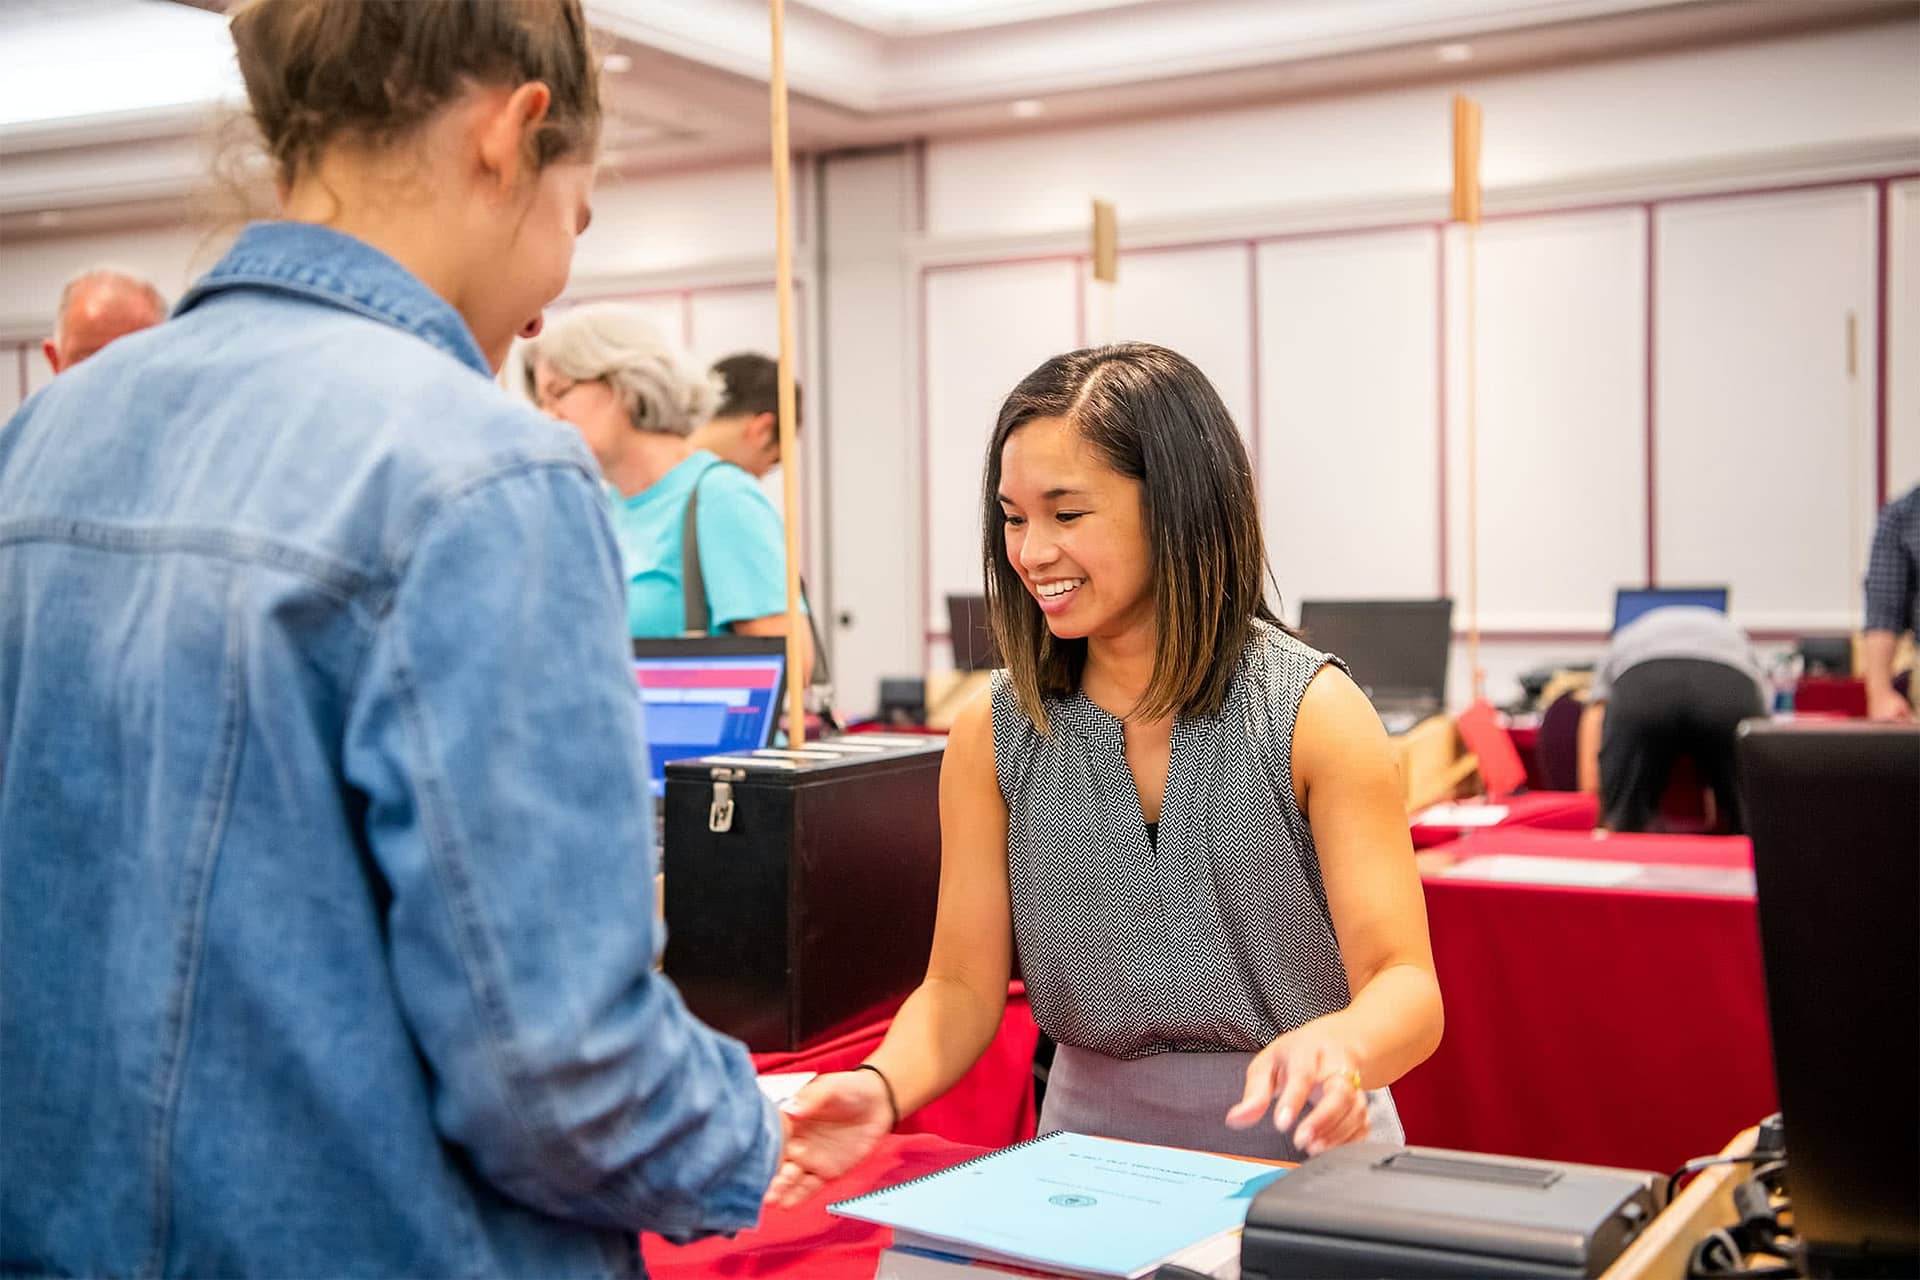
[178,221,491,377]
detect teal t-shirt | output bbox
[610,451,790,638]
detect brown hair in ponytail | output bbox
[228,0,602,189]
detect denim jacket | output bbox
[0,222,780,1277]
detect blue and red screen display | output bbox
[633,655,785,794]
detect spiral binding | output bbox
[827,1130,1066,1213]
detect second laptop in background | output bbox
[1296,598,1453,735]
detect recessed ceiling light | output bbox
[1010,99,1045,119]
[1436,43,1474,64]
[602,52,633,74]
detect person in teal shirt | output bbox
[523,304,810,678]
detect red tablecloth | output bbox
[642,1133,987,1279]
[1408,791,1598,848]
[1394,828,1774,1174]
[751,984,1038,1150]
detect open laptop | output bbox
[631,636,788,798]
[1738,720,1920,1275]
[1612,585,1728,633]
[945,593,1001,672]
[1296,599,1453,735]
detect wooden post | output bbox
[1452,94,1485,704]
[769,0,807,742]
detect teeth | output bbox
[1038,579,1085,599]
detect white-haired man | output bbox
[43,269,167,373]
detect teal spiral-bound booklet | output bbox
[828,1131,1286,1279]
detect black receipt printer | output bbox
[1241,1143,1663,1279]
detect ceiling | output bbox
[0,0,1912,238]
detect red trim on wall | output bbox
[1876,178,1892,508]
[1469,627,1815,644]
[1245,241,1262,481]
[1643,203,1659,588]
[925,252,1082,276]
[1435,227,1449,599]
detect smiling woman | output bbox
[984,345,1273,731]
[770,342,1444,1203]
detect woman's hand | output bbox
[763,1070,895,1207]
[1225,1022,1371,1157]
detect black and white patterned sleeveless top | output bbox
[991,621,1353,1060]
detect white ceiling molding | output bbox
[1,0,1910,237]
[799,0,1157,38]
[0,0,241,131]
[589,0,1745,114]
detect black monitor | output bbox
[946,594,1001,672]
[1295,599,1452,709]
[1796,635,1853,678]
[1613,585,1728,632]
[631,636,788,797]
[1738,720,1920,1276]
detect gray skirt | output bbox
[1039,1042,1406,1162]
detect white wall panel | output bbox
[1888,179,1920,501]
[1257,229,1439,614]
[1446,209,1648,633]
[688,286,782,367]
[1086,245,1253,452]
[1655,187,1878,629]
[569,164,790,282]
[821,150,918,717]
[924,261,1078,639]
[0,223,224,337]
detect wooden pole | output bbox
[1451,94,1485,704]
[769,0,807,743]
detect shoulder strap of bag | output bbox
[680,460,721,636]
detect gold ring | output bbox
[1327,1066,1362,1092]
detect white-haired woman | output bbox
[525,304,806,665]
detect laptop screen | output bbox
[1296,599,1453,709]
[631,637,788,796]
[945,594,1001,672]
[1612,586,1728,632]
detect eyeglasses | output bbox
[534,376,601,413]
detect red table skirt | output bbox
[750,984,1038,1150]
[1394,829,1774,1174]
[1409,791,1599,849]
[1430,826,1750,869]
[642,1133,987,1279]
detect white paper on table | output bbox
[1414,803,1511,827]
[1440,854,1640,888]
[757,1072,817,1106]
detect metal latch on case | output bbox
[708,766,746,833]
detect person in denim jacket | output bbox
[0,2,781,1275]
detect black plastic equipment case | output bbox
[662,734,945,1052]
[1242,1143,1661,1279]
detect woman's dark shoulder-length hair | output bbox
[981,342,1280,731]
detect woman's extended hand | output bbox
[763,1070,896,1208]
[1224,1022,1371,1157]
